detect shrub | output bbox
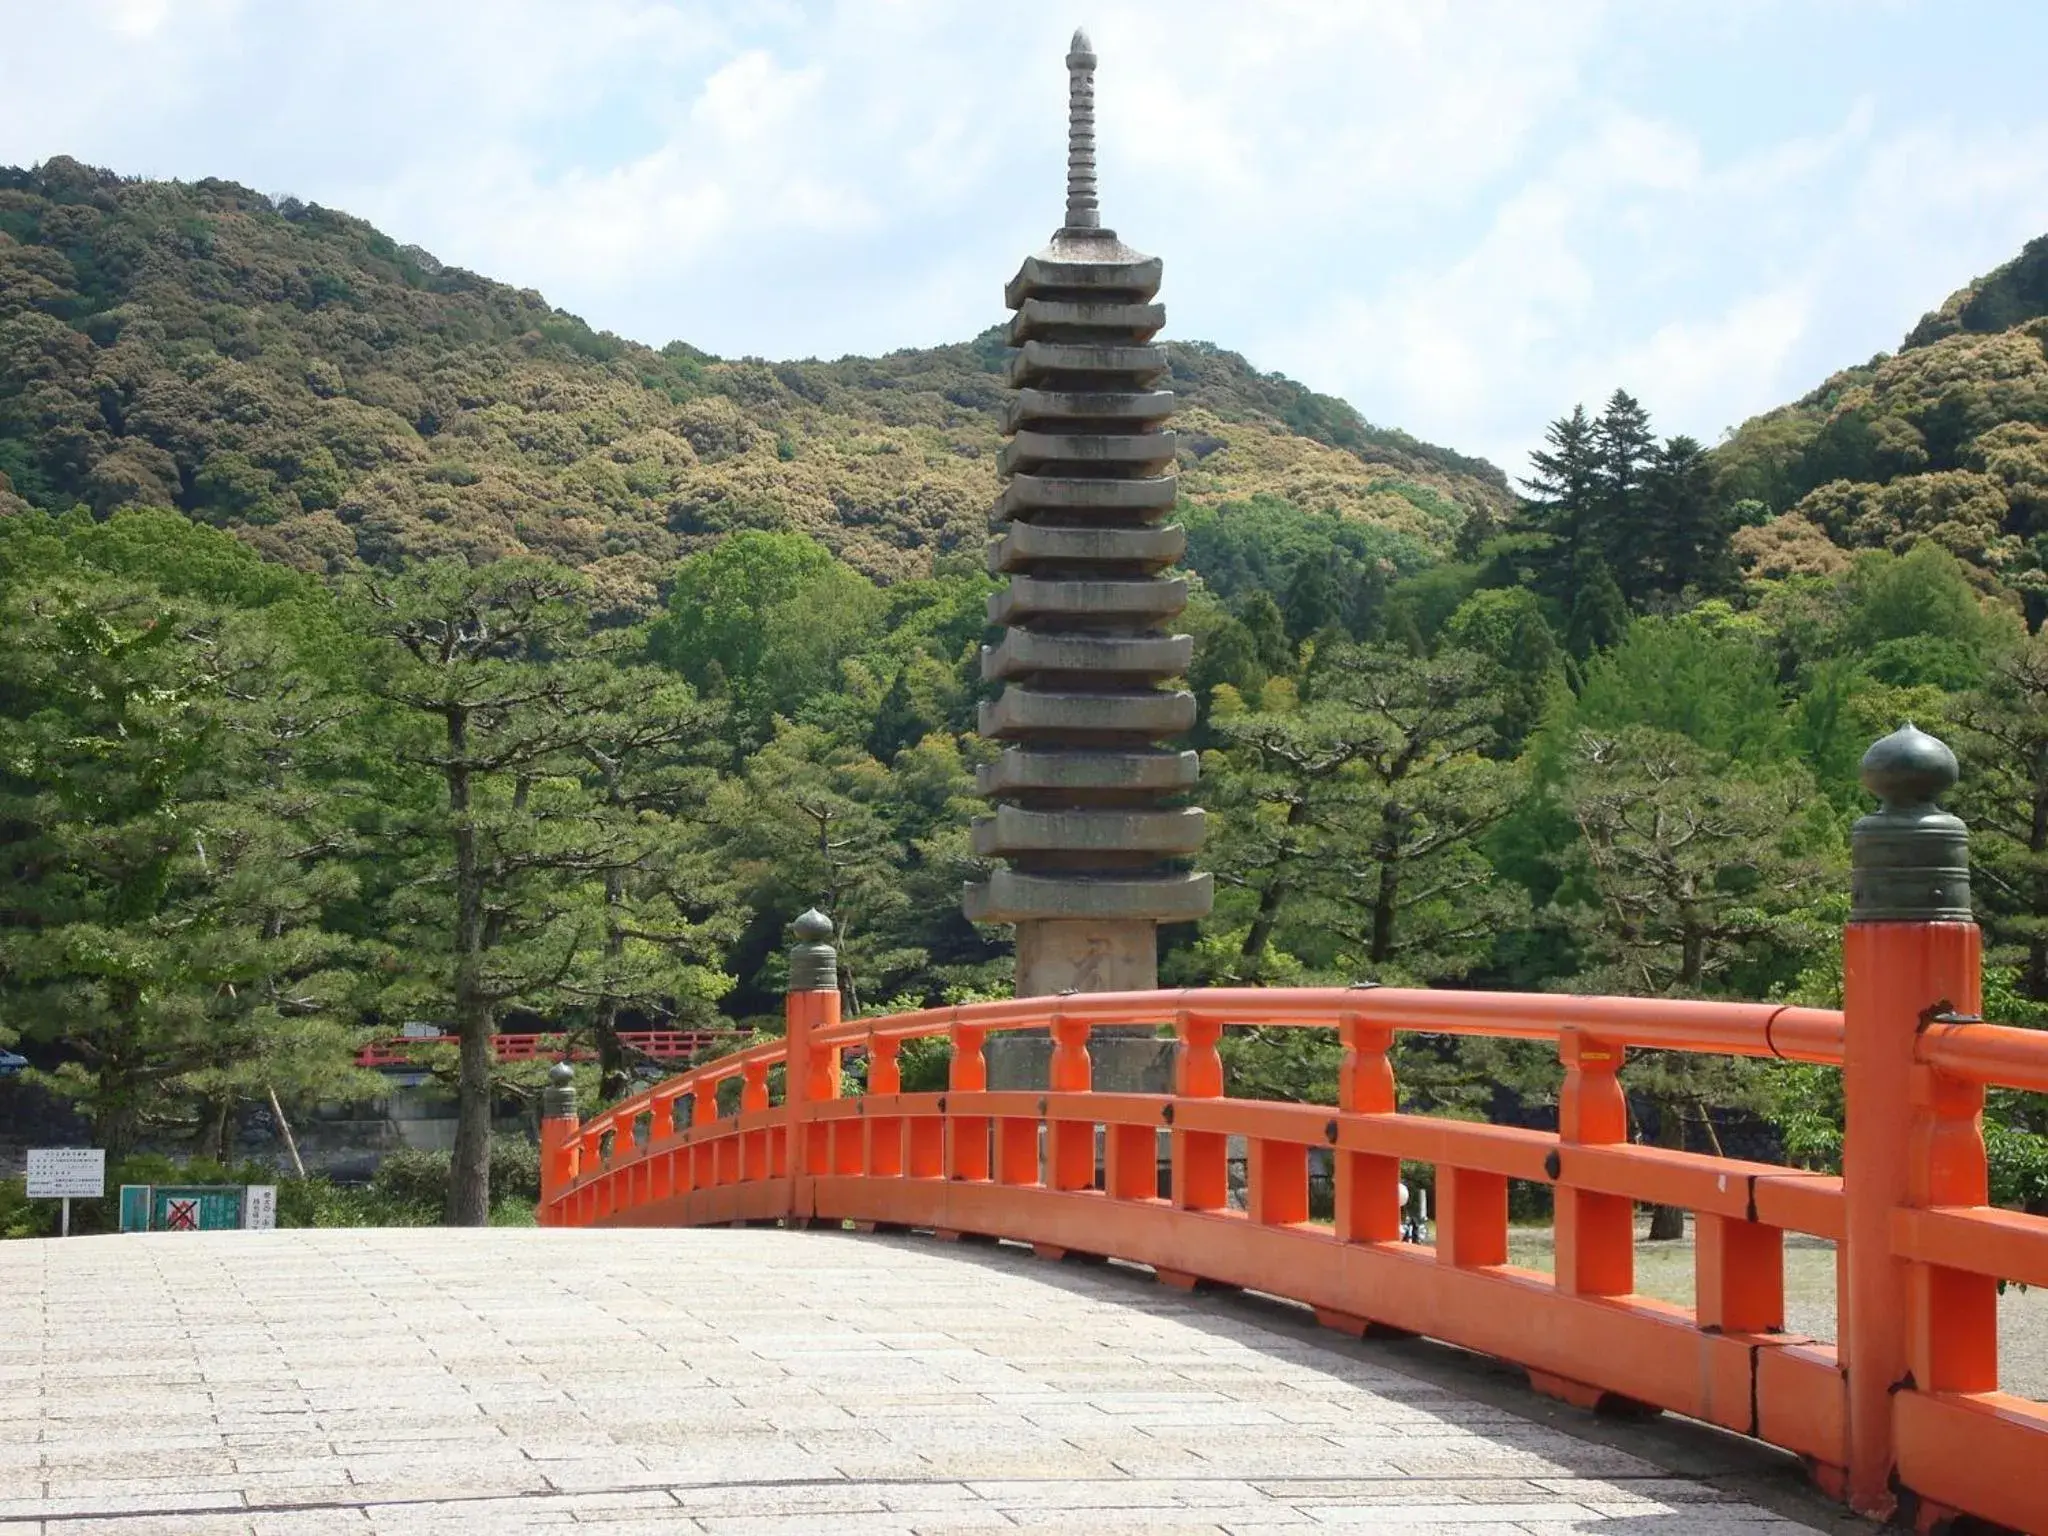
[368,1136,540,1219]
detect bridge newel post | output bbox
[785,909,841,1205]
[1842,724,1984,1519]
[538,1062,579,1226]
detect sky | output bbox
[5,0,2048,481]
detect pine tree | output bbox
[355,559,669,1224]
[1203,644,1526,982]
[1564,556,1631,660]
[1593,390,1658,602]
[865,669,927,764]
[1521,405,1601,602]
[1646,434,1735,597]
[1562,726,1840,1236]
[564,668,739,1103]
[0,576,365,1160]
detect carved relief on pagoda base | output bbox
[1012,916,1158,998]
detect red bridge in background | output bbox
[356,1030,744,1070]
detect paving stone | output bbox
[2,1228,1828,1533]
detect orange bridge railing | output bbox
[535,729,2048,1533]
[538,967,2046,1532]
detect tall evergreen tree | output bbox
[563,668,739,1103]
[1562,726,1840,1236]
[1282,558,1342,644]
[1593,390,1658,602]
[1238,590,1295,677]
[1645,434,1735,597]
[356,560,666,1224]
[1564,556,1631,660]
[1521,405,1601,602]
[0,575,364,1160]
[1956,632,2048,1002]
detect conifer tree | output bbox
[1646,434,1735,597]
[1562,726,1839,1235]
[0,575,365,1160]
[1522,405,1601,603]
[1593,390,1658,601]
[356,559,684,1224]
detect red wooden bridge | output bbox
[537,735,2048,1535]
[356,1029,742,1070]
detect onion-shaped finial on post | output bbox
[788,908,839,993]
[1851,723,1971,922]
[541,1060,578,1121]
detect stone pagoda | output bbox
[964,28,1211,1005]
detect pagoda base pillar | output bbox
[986,918,1175,1094]
[1016,917,1157,996]
[985,1034,1176,1094]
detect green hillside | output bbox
[1718,235,2048,609]
[0,157,1509,610]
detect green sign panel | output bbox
[118,1184,274,1232]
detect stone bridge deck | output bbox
[1,1229,1863,1534]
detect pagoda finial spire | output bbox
[1064,27,1099,231]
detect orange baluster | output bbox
[741,1058,770,1113]
[1336,1013,1400,1243]
[1555,1027,1631,1297]
[1173,1010,1227,1211]
[868,1032,901,1095]
[1436,1167,1507,1267]
[947,1017,991,1182]
[1695,1214,1783,1335]
[866,1032,904,1177]
[1047,1008,1095,1191]
[1246,1139,1308,1226]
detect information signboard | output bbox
[26,1148,104,1199]
[241,1185,277,1229]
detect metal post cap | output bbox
[541,1060,578,1120]
[1850,723,1970,922]
[788,908,839,993]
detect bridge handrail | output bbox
[1919,1017,2048,1093]
[560,989,1852,1168]
[802,987,1848,1064]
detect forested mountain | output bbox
[5,153,2046,1229]
[1718,235,2048,612]
[0,158,1508,612]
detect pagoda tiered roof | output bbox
[963,30,1212,930]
